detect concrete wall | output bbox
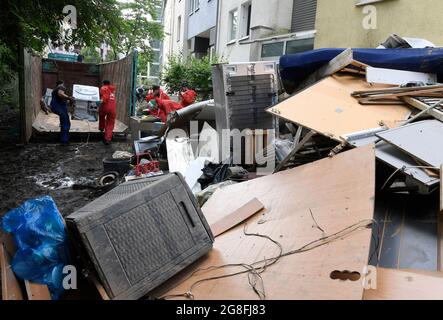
[217,0,293,62]
[315,0,443,48]
[162,0,188,64]
[188,0,218,39]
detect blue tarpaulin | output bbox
[280,48,443,92]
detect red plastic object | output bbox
[134,152,160,177]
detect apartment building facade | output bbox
[314,0,443,48]
[161,0,319,65]
[216,0,317,62]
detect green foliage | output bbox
[80,47,101,64]
[0,0,163,68]
[111,0,164,57]
[162,55,221,100]
[138,51,154,75]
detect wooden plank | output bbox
[366,67,437,86]
[24,281,51,300]
[296,48,355,92]
[0,243,24,300]
[274,130,316,172]
[160,145,376,300]
[267,74,413,142]
[364,268,443,300]
[211,198,265,237]
[403,97,443,122]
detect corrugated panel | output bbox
[291,0,317,33]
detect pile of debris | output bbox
[2,40,443,301]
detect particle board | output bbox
[376,120,443,168]
[364,268,443,300]
[267,74,412,142]
[0,243,24,300]
[32,111,128,134]
[211,198,265,238]
[25,281,51,300]
[161,145,376,300]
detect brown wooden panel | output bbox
[99,53,134,125]
[41,60,100,96]
[23,50,42,142]
[160,145,376,300]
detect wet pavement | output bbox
[0,141,132,217]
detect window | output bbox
[229,9,239,41]
[286,38,314,54]
[240,2,252,37]
[261,42,284,58]
[177,16,182,42]
[261,36,315,60]
[149,63,160,77]
[190,0,200,14]
[291,0,317,33]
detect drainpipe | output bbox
[215,0,221,58]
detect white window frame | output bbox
[228,8,239,42]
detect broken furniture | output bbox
[157,146,375,300]
[72,84,100,121]
[279,47,443,94]
[212,61,279,164]
[65,173,214,300]
[129,116,164,142]
[376,120,443,169]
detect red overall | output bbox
[99,84,117,142]
[154,98,183,123]
[146,90,171,119]
[180,89,197,107]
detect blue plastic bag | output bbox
[1,196,70,300]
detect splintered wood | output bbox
[267,74,412,142]
[161,145,376,300]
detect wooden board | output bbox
[267,74,413,142]
[376,120,443,168]
[25,281,51,300]
[366,67,437,86]
[33,112,128,134]
[160,145,376,300]
[364,268,443,300]
[0,243,24,300]
[211,198,264,237]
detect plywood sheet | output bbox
[364,268,443,300]
[267,74,412,142]
[33,112,128,134]
[161,145,376,300]
[376,120,443,168]
[211,198,264,237]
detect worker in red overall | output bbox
[99,80,117,145]
[154,89,198,123]
[145,85,170,118]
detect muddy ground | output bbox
[0,141,132,217]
